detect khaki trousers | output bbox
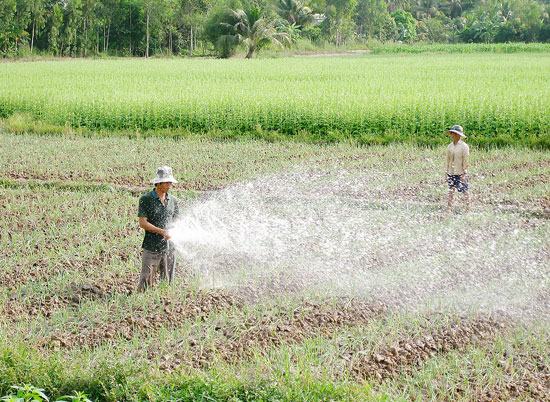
[138,246,176,291]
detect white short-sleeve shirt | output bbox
[447,140,469,175]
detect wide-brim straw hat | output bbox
[448,124,466,138]
[152,165,178,184]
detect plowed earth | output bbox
[40,297,386,365]
[0,250,130,291]
[153,299,387,371]
[1,135,548,400]
[348,316,505,381]
[477,353,549,401]
[40,290,242,349]
[3,272,137,320]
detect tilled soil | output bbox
[153,299,387,371]
[0,258,57,291]
[40,290,241,349]
[223,272,307,302]
[2,173,226,192]
[348,316,506,381]
[4,164,547,213]
[477,353,549,401]
[0,254,114,290]
[3,272,137,320]
[0,247,133,291]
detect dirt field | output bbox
[0,132,548,401]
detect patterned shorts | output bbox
[447,174,469,193]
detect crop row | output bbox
[2,133,548,211]
[0,134,548,401]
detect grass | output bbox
[0,132,548,400]
[1,133,547,209]
[379,325,550,401]
[368,42,550,54]
[0,51,549,148]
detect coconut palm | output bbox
[276,0,314,27]
[221,6,291,58]
[414,0,439,19]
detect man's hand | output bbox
[158,228,171,240]
[139,217,171,240]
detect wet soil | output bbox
[3,272,137,320]
[0,242,134,290]
[477,352,549,401]
[348,316,506,381]
[39,290,241,349]
[153,299,387,371]
[0,251,129,291]
[3,169,547,219]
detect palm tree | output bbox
[276,0,314,27]
[446,0,464,18]
[414,0,439,19]
[221,7,290,58]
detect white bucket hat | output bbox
[152,166,178,184]
[448,124,466,138]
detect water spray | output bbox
[169,168,549,322]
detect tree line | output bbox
[1,0,548,58]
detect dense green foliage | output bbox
[0,0,548,58]
[0,53,548,147]
[369,41,550,53]
[0,384,92,402]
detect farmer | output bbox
[446,124,470,212]
[137,166,180,291]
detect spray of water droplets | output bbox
[169,168,549,321]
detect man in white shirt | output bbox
[446,125,470,212]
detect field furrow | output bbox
[1,131,547,400]
[38,289,241,349]
[348,316,505,381]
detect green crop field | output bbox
[1,48,549,401]
[0,132,549,401]
[1,52,549,147]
